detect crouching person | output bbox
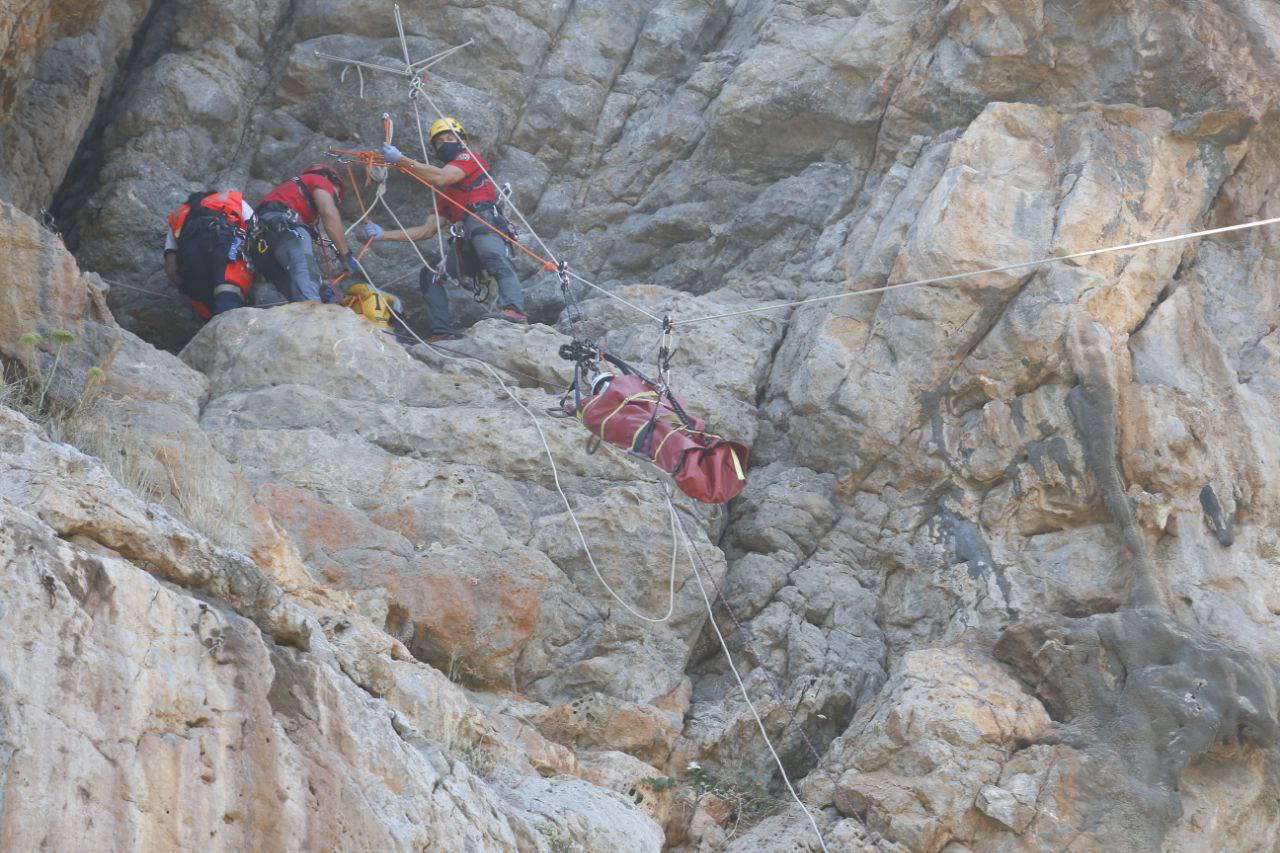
[164,189,254,319]
[251,164,359,303]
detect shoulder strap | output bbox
[291,176,318,215]
[183,190,220,218]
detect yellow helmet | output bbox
[429,117,467,144]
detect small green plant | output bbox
[640,775,679,792]
[7,328,98,423]
[35,329,74,414]
[434,711,502,779]
[534,821,574,853]
[660,762,788,840]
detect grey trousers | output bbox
[419,215,525,335]
[259,213,323,302]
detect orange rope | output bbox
[329,159,377,288]
[346,161,366,214]
[329,147,557,272]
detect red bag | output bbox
[567,374,749,503]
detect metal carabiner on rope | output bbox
[558,260,584,326]
[658,314,675,387]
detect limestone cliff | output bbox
[4,1,1280,851]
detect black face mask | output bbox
[434,140,465,162]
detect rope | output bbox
[423,340,570,392]
[100,278,175,299]
[671,498,830,853]
[344,190,681,623]
[671,215,1280,328]
[563,269,663,323]
[409,40,473,71]
[676,514,825,764]
[392,294,681,624]
[411,97,450,278]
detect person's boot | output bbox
[483,307,529,324]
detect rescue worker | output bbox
[365,117,528,342]
[164,189,254,319]
[252,164,360,303]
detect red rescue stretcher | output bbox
[560,348,749,504]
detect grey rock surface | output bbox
[5,0,1280,850]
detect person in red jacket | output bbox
[364,117,527,341]
[253,164,359,303]
[164,189,254,319]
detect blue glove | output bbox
[321,283,337,304]
[365,221,383,241]
[344,253,361,276]
[381,143,403,165]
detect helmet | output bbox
[428,117,467,144]
[302,164,345,202]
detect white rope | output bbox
[563,269,663,323]
[343,182,382,236]
[671,215,1280,328]
[412,97,450,275]
[315,52,410,77]
[349,142,827,844]
[350,194,680,624]
[376,192,436,272]
[409,40,474,71]
[672,499,829,853]
[394,4,413,69]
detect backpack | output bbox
[341,282,400,332]
[173,191,244,304]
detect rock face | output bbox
[0,206,666,851]
[5,0,1280,851]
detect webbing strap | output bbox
[596,391,659,438]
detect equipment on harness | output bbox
[170,191,248,305]
[437,203,519,303]
[431,240,490,304]
[249,163,343,262]
[558,341,750,504]
[341,282,400,332]
[246,203,300,269]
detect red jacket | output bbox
[258,173,340,226]
[432,151,497,223]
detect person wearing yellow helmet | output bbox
[366,117,528,341]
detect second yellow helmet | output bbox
[428,117,467,143]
